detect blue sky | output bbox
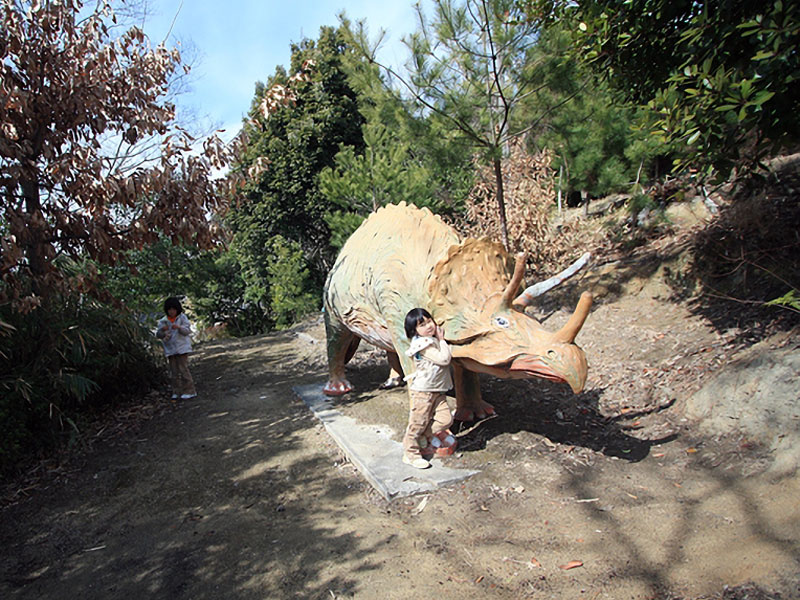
[143,1,424,139]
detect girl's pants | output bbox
[167,353,196,396]
[403,390,453,457]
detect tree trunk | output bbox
[493,157,509,250]
[557,164,563,215]
[21,177,50,297]
[370,149,378,211]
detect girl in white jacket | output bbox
[156,297,197,399]
[401,308,456,469]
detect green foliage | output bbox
[190,251,270,336]
[319,121,435,213]
[318,120,442,248]
[230,26,365,310]
[767,290,800,313]
[324,211,365,251]
[339,19,474,212]
[265,236,318,329]
[230,20,474,326]
[400,0,541,147]
[102,238,202,313]
[101,238,269,337]
[350,0,548,246]
[564,0,800,182]
[554,108,632,196]
[0,297,161,474]
[415,115,475,207]
[628,191,657,216]
[522,22,670,198]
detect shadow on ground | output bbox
[0,341,396,599]
[452,382,678,462]
[335,360,677,463]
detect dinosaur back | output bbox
[324,203,460,347]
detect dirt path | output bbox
[1,291,799,599]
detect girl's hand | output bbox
[171,324,179,330]
[435,324,445,340]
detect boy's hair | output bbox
[164,296,183,315]
[404,307,433,339]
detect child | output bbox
[156,297,197,400]
[402,308,456,469]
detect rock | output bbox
[665,198,714,227]
[686,335,800,475]
[295,332,318,345]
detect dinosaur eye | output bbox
[494,316,510,328]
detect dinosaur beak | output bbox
[509,349,588,393]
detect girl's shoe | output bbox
[180,393,197,399]
[430,430,458,456]
[171,394,179,399]
[402,454,431,469]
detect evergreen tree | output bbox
[319,120,435,247]
[320,21,474,248]
[521,24,670,201]
[550,0,800,181]
[351,0,548,249]
[228,26,365,324]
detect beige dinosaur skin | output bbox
[322,202,591,421]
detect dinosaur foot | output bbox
[454,401,496,422]
[323,379,353,396]
[378,376,406,390]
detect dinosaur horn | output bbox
[501,252,527,307]
[553,291,593,344]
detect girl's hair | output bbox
[164,296,183,315]
[404,308,433,339]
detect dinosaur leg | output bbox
[379,351,406,389]
[452,363,495,421]
[323,312,360,396]
[386,331,415,407]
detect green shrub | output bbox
[324,210,365,251]
[266,236,318,329]
[0,297,162,475]
[628,191,657,217]
[767,290,800,313]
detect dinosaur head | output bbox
[427,241,591,393]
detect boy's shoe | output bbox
[402,454,431,469]
[180,393,197,399]
[171,394,179,399]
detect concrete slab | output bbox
[293,383,479,501]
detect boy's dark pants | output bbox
[167,353,196,396]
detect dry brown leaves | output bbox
[0,1,244,311]
[457,138,601,279]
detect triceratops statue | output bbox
[322,202,591,421]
